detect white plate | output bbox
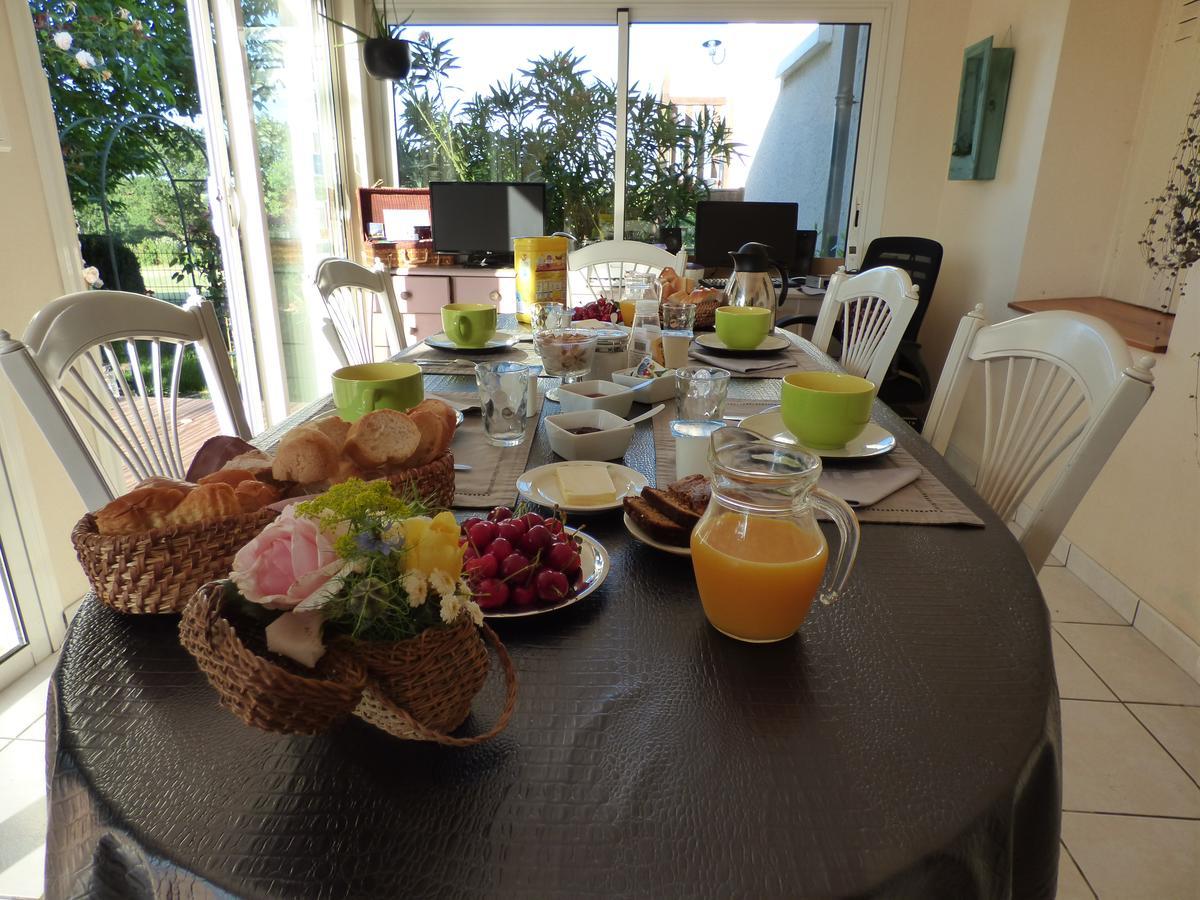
[485,528,610,619]
[424,331,520,352]
[738,411,896,459]
[516,461,649,513]
[695,332,792,356]
[623,512,692,557]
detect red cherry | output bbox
[500,552,532,582]
[511,585,538,606]
[465,554,498,580]
[487,506,513,523]
[461,517,483,534]
[474,578,509,609]
[545,541,575,572]
[488,537,514,562]
[468,521,498,550]
[497,520,525,543]
[519,524,553,556]
[535,569,570,602]
[463,545,480,563]
[519,513,543,530]
[544,518,564,535]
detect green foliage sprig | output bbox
[1141,88,1200,306]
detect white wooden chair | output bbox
[810,265,920,389]
[314,257,406,367]
[923,305,1156,571]
[0,291,250,511]
[568,240,689,301]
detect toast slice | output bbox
[666,474,712,514]
[623,495,690,547]
[640,486,703,529]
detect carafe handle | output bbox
[809,487,859,605]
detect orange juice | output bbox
[691,513,828,642]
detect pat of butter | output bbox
[556,464,616,506]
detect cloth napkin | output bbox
[689,349,796,375]
[818,465,922,507]
[426,392,479,413]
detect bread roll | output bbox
[234,479,281,513]
[199,468,257,488]
[221,450,272,477]
[344,409,420,468]
[95,486,188,535]
[272,426,340,484]
[166,482,241,526]
[405,408,446,467]
[310,415,351,451]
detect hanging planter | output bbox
[363,37,411,81]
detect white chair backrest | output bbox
[568,240,689,301]
[923,305,1155,570]
[811,265,920,389]
[0,290,250,511]
[314,257,406,367]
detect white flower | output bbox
[74,50,96,70]
[439,593,463,624]
[402,571,427,607]
[429,570,456,600]
[462,598,484,626]
[52,32,72,51]
[117,7,131,20]
[81,266,102,287]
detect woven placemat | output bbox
[653,400,983,527]
[687,342,826,378]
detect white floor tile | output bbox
[1057,624,1200,705]
[1061,699,1200,817]
[1055,845,1095,899]
[1128,703,1200,785]
[0,739,46,900]
[0,655,57,740]
[1052,631,1116,701]
[15,717,44,742]
[1064,548,1139,622]
[1038,568,1126,625]
[1062,812,1200,900]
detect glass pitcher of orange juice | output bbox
[690,427,860,642]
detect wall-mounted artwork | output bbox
[948,36,1014,181]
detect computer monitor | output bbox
[693,200,800,269]
[429,182,547,264]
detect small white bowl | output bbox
[612,367,677,404]
[556,380,635,416]
[545,410,636,461]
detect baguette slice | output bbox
[623,495,690,547]
[640,486,702,530]
[272,426,340,484]
[344,408,421,468]
[405,407,447,468]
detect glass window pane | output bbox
[625,22,868,265]
[392,25,617,242]
[0,541,26,662]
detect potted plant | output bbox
[320,3,413,81]
[1141,88,1200,309]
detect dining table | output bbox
[43,318,1062,899]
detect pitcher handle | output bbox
[809,487,859,605]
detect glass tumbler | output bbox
[675,365,731,420]
[475,361,532,447]
[534,328,599,402]
[660,301,697,370]
[531,301,572,334]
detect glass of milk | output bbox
[660,301,697,370]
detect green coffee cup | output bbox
[441,303,498,348]
[780,371,875,450]
[715,306,772,350]
[332,362,424,422]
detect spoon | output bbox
[453,463,472,472]
[622,404,666,427]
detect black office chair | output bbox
[778,236,943,427]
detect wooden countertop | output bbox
[1007,296,1174,353]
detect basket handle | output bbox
[366,623,517,747]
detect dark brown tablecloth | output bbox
[44,368,1061,900]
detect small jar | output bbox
[588,328,631,382]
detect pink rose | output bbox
[230,506,342,610]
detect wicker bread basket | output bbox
[180,582,368,735]
[385,451,455,508]
[72,507,279,615]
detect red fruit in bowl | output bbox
[468,521,498,550]
[465,554,498,580]
[511,585,538,607]
[544,541,575,572]
[500,552,532,582]
[461,517,483,534]
[463,545,480,563]
[487,506,513,523]
[519,524,553,556]
[475,578,509,609]
[519,512,543,530]
[497,520,525,543]
[535,569,570,602]
[544,518,564,535]
[488,537,514,562]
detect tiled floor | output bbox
[1,567,1197,899]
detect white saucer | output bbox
[739,410,896,459]
[424,331,520,352]
[516,461,648,513]
[623,512,692,556]
[695,332,791,355]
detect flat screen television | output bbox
[429,181,547,264]
[693,200,800,269]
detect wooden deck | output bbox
[119,397,221,488]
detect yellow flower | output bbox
[401,511,464,579]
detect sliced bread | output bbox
[666,474,712,514]
[272,426,340,483]
[640,486,702,529]
[623,495,690,547]
[344,408,421,468]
